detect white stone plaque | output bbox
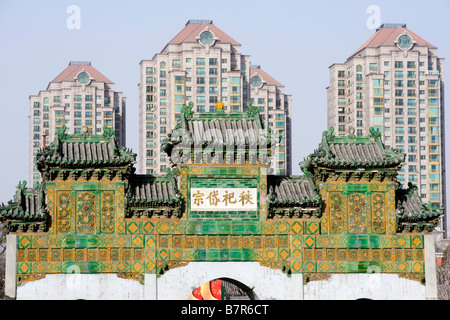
[190,188,258,211]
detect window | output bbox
[172,59,180,68]
[395,89,403,97]
[369,63,377,71]
[196,58,205,65]
[209,87,218,94]
[197,87,205,94]
[230,77,240,85]
[428,99,439,107]
[395,61,403,68]
[209,58,217,65]
[374,116,383,125]
[407,61,416,68]
[395,127,404,134]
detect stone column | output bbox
[424,234,438,300]
[5,234,17,299]
[144,273,157,300]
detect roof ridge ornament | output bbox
[369,127,382,141]
[55,125,68,141]
[246,101,260,118]
[180,101,195,120]
[103,125,115,140]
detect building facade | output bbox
[1,105,443,300]
[29,61,126,186]
[139,20,292,176]
[327,23,446,231]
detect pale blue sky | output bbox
[0,0,449,208]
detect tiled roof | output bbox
[36,126,136,168]
[163,102,275,165]
[267,176,321,206]
[186,117,265,146]
[127,175,180,205]
[169,22,240,45]
[349,25,436,59]
[250,67,283,87]
[126,174,182,218]
[0,182,47,231]
[51,62,113,83]
[307,128,405,169]
[396,183,443,233]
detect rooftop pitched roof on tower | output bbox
[168,20,240,45]
[51,62,113,83]
[250,66,284,87]
[348,24,436,59]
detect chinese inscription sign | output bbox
[191,188,258,211]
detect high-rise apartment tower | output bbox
[139,20,292,176]
[327,23,446,230]
[29,61,126,185]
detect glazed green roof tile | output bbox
[0,181,46,222]
[305,127,405,170]
[36,125,136,168]
[163,102,277,156]
[267,175,321,207]
[126,174,181,207]
[396,183,444,221]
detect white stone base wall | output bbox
[16,262,427,300]
[303,273,425,300]
[17,274,146,300]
